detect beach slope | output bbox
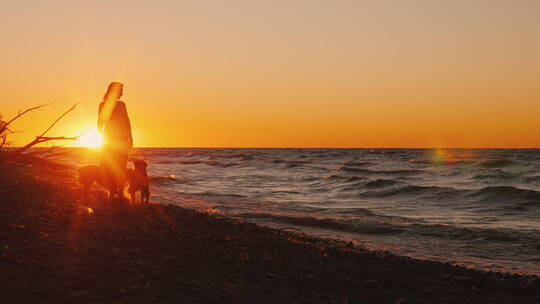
[0,163,538,304]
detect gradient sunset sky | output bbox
[1,0,539,148]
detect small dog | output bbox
[78,165,122,199]
[126,160,150,204]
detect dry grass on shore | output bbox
[0,162,539,304]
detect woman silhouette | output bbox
[98,82,133,198]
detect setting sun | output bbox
[76,128,103,148]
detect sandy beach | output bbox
[1,161,539,304]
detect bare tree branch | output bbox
[13,104,79,154]
[0,103,81,167]
[0,104,49,137]
[15,136,78,154]
[37,136,78,141]
[38,103,78,138]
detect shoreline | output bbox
[1,162,539,303]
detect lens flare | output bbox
[77,127,103,148]
[430,148,478,166]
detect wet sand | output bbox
[0,162,539,303]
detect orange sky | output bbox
[1,0,539,148]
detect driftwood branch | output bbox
[16,136,78,154]
[14,104,79,154]
[0,104,49,137]
[0,103,80,167]
[37,136,78,141]
[38,103,78,138]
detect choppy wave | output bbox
[363,179,400,188]
[336,167,422,175]
[272,159,312,167]
[466,186,540,203]
[176,159,240,167]
[360,185,456,198]
[108,147,540,274]
[477,159,514,168]
[234,211,540,251]
[322,174,368,184]
[473,169,516,180]
[149,174,190,184]
[235,212,404,235]
[523,175,540,184]
[343,160,371,167]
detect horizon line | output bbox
[21,146,540,149]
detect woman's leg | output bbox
[99,146,116,198]
[112,146,129,198]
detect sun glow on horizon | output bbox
[76,127,103,148]
[2,2,540,148]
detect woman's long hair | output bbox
[100,82,125,127]
[103,82,124,102]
